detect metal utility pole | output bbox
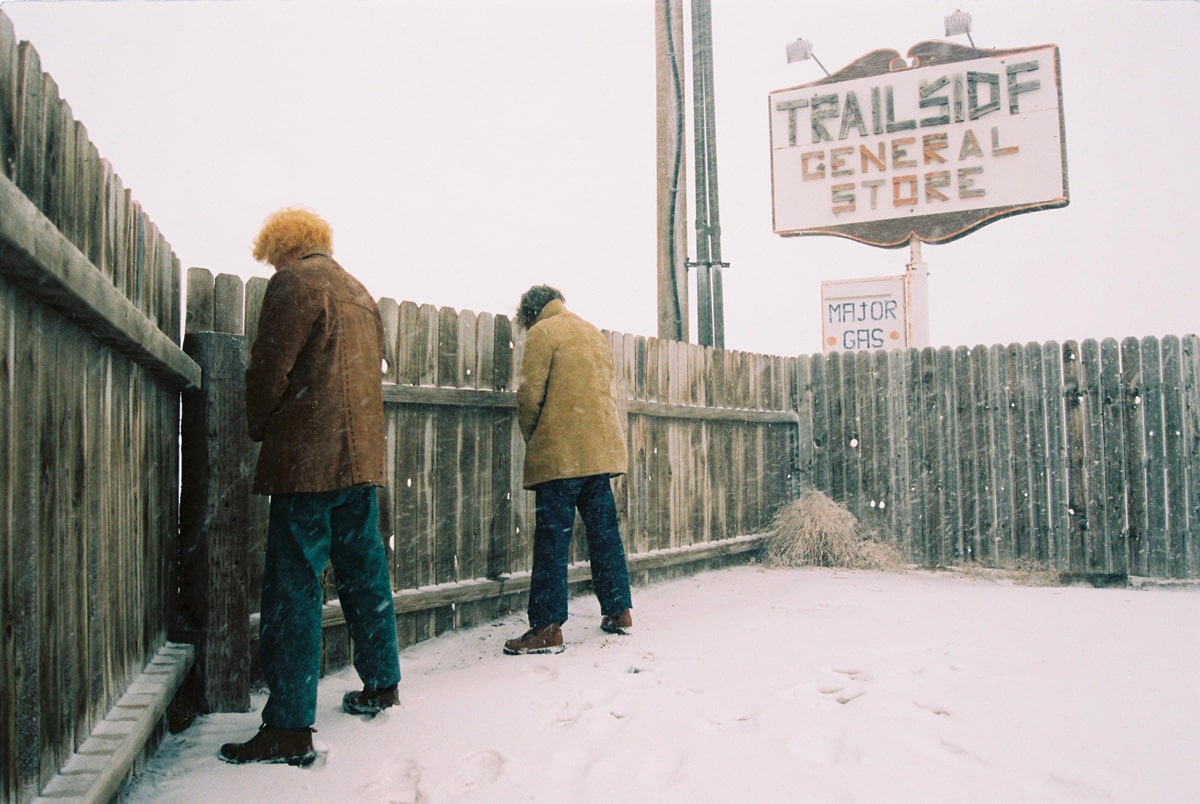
[655,0,688,342]
[689,0,727,348]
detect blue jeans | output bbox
[260,486,401,729]
[528,475,633,629]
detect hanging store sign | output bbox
[769,41,1068,248]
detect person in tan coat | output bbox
[219,208,401,767]
[504,286,633,655]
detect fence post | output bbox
[175,332,253,714]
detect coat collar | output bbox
[536,299,565,323]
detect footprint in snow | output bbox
[523,663,559,683]
[354,756,424,803]
[438,750,506,797]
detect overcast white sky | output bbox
[2,0,1197,356]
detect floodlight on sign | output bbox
[785,37,830,76]
[944,9,976,48]
[785,38,813,63]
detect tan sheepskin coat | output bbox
[245,249,386,495]
[516,299,627,488]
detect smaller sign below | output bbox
[821,269,928,354]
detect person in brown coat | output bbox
[219,208,401,767]
[503,285,633,655]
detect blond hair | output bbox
[252,207,333,266]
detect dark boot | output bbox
[342,685,399,716]
[503,623,565,655]
[601,609,632,635]
[218,725,316,767]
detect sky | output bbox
[120,565,1200,803]
[1,0,1198,356]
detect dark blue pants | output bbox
[528,474,633,629]
[260,485,401,729]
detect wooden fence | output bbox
[0,11,197,804]
[803,338,1200,580]
[6,6,1200,801]
[180,270,797,710]
[181,268,1200,715]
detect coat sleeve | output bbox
[244,271,322,442]
[516,325,552,443]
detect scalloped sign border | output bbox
[769,40,1069,249]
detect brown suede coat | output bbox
[245,249,386,495]
[516,300,627,488]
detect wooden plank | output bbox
[1120,338,1148,574]
[1061,341,1087,571]
[840,349,862,514]
[685,342,702,547]
[1098,338,1127,576]
[82,142,104,277]
[10,288,40,800]
[870,349,896,546]
[901,348,925,563]
[0,10,17,184]
[244,276,267,348]
[884,350,910,558]
[0,282,14,802]
[964,345,991,563]
[1041,342,1068,569]
[41,73,66,242]
[854,351,878,536]
[1002,344,1030,564]
[1025,342,1051,564]
[487,316,515,580]
[74,128,97,273]
[936,346,961,562]
[627,344,650,557]
[1141,337,1168,577]
[376,298,400,582]
[432,307,461,633]
[951,346,978,560]
[792,354,814,493]
[823,351,845,503]
[645,339,664,551]
[707,344,729,543]
[1184,335,1200,578]
[61,318,86,750]
[471,311,495,595]
[14,42,45,206]
[987,345,1013,565]
[455,311,481,626]
[36,276,60,785]
[389,301,420,649]
[1079,339,1107,570]
[212,273,244,336]
[920,347,943,565]
[1161,335,1188,578]
[185,267,214,334]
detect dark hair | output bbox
[516,285,564,330]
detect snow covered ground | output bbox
[125,565,1200,803]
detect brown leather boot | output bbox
[342,685,399,716]
[600,609,632,634]
[218,725,316,767]
[503,623,565,655]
